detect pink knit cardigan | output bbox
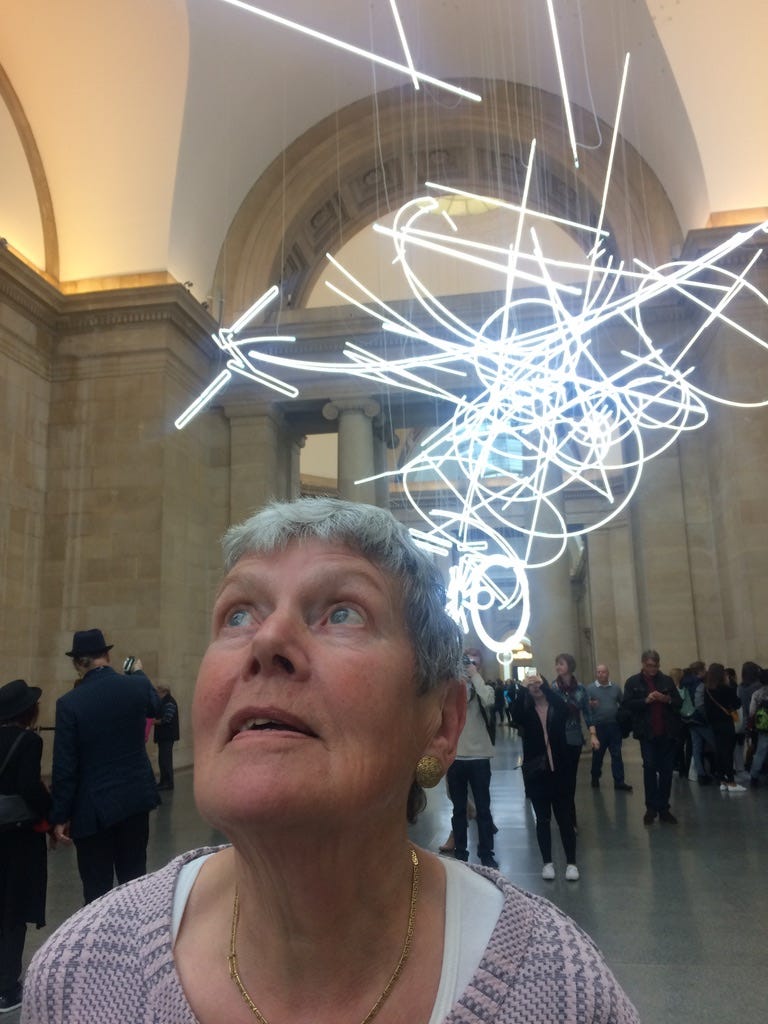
[22,848,639,1024]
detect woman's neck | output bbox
[176,837,445,1024]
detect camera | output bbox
[123,656,136,674]
[461,654,476,666]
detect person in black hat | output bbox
[0,679,51,1013]
[50,629,160,904]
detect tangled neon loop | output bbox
[176,178,768,654]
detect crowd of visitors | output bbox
[446,650,767,877]
[1,497,764,1021]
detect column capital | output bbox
[322,397,380,421]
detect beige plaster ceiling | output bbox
[1,0,766,303]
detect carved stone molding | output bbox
[214,78,682,324]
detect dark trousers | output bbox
[446,759,494,861]
[712,727,736,783]
[74,811,150,904]
[639,736,677,813]
[530,789,576,864]
[675,721,693,777]
[0,921,25,992]
[157,740,175,788]
[591,722,626,785]
[563,743,582,828]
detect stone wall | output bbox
[0,250,228,772]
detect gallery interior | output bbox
[3,1,766,769]
[2,4,767,1021]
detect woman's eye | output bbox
[224,608,252,628]
[328,606,364,625]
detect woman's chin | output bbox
[195,782,327,838]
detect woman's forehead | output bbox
[220,539,395,592]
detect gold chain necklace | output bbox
[228,847,420,1024]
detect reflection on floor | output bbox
[17,728,766,1023]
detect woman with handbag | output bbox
[702,663,746,793]
[0,678,51,1013]
[509,673,580,881]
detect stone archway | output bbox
[212,78,682,324]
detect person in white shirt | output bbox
[446,659,498,868]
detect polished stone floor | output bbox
[14,729,767,1023]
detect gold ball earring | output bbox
[415,755,443,789]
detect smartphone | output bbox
[123,656,135,674]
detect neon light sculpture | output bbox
[177,171,768,652]
[178,6,768,653]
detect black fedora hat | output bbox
[0,679,43,722]
[65,629,114,658]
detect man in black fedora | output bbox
[50,629,160,903]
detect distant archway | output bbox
[213,79,682,324]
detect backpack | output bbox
[754,702,768,733]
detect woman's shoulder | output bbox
[460,869,639,1023]
[22,847,227,1023]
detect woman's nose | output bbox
[245,609,309,681]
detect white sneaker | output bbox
[727,783,747,793]
[541,862,555,880]
[720,783,728,792]
[565,864,580,881]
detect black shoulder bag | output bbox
[0,733,40,832]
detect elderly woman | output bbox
[22,498,638,1024]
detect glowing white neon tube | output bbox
[217,0,481,101]
[388,0,419,90]
[546,0,579,168]
[175,369,232,429]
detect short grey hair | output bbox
[222,497,463,693]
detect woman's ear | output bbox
[422,678,466,772]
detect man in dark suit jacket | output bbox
[623,648,682,827]
[51,629,160,903]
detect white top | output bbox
[172,852,504,1022]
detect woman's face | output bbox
[193,539,450,835]
[555,657,571,679]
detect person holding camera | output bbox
[50,630,160,903]
[510,672,581,881]
[445,657,498,869]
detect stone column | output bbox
[226,406,301,521]
[527,558,578,677]
[372,411,397,509]
[628,447,698,665]
[584,523,642,685]
[289,434,306,499]
[322,398,380,505]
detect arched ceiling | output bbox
[1,0,766,301]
